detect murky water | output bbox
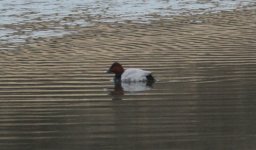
[0,0,256,44]
[1,1,256,150]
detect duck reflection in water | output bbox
[109,81,154,100]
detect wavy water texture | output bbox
[0,5,256,150]
[0,0,256,44]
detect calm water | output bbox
[1,61,256,150]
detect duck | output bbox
[107,62,155,83]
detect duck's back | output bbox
[121,68,151,82]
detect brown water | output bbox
[1,9,256,150]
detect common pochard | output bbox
[107,62,155,82]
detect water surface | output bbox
[1,0,256,44]
[0,2,256,150]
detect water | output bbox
[0,0,256,44]
[1,1,256,150]
[1,10,256,148]
[1,61,256,149]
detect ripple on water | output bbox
[0,2,256,150]
[0,0,256,45]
